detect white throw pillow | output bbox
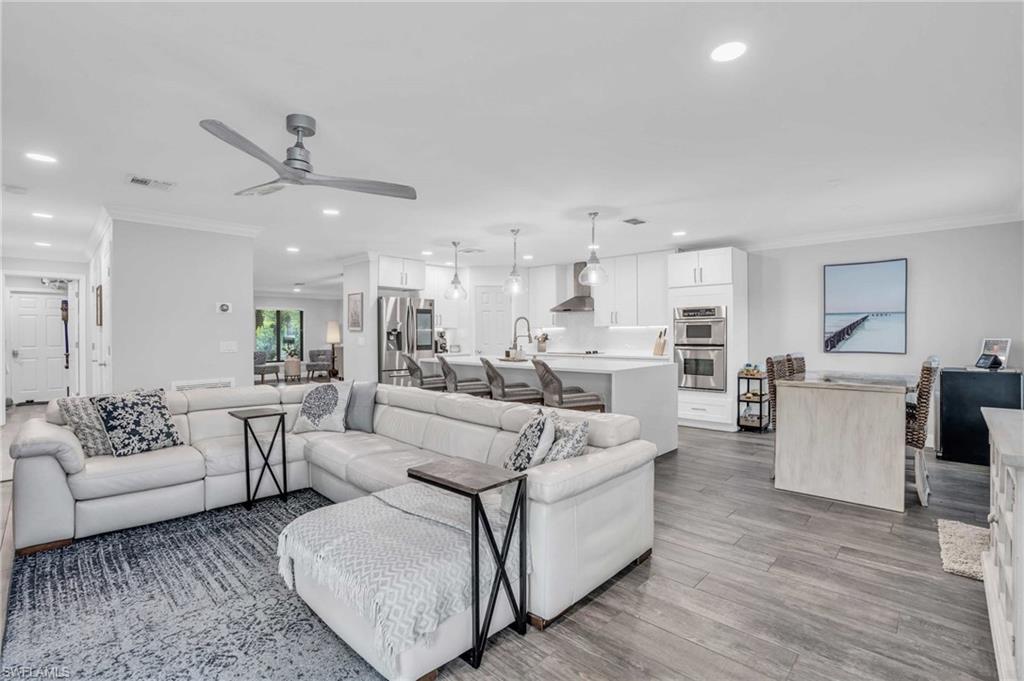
[293,382,353,433]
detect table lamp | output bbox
[326,320,341,378]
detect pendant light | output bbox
[578,211,608,286]
[444,241,468,300]
[502,227,524,296]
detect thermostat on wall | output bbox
[216,303,232,313]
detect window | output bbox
[255,308,303,362]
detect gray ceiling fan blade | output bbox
[200,119,300,178]
[234,179,288,196]
[300,172,417,200]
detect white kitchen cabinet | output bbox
[668,248,736,287]
[593,255,638,327]
[528,265,561,328]
[636,251,669,326]
[424,265,461,328]
[378,255,426,290]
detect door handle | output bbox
[692,268,697,284]
[699,267,703,282]
[11,349,19,358]
[98,362,108,367]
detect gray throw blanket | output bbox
[277,483,524,674]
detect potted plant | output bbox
[534,331,550,353]
[283,346,301,380]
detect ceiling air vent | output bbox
[623,217,647,225]
[125,174,176,191]
[458,247,485,254]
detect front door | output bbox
[8,292,69,403]
[474,285,512,356]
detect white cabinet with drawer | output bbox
[668,247,738,287]
[379,255,425,290]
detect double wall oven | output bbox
[674,306,727,391]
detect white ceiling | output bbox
[3,2,1021,296]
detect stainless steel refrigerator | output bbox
[378,296,436,385]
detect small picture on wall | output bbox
[347,292,363,332]
[823,258,907,354]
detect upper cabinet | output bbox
[592,253,671,327]
[379,255,426,290]
[668,247,737,287]
[636,251,669,326]
[528,265,562,328]
[424,264,462,329]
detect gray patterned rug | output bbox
[2,490,381,680]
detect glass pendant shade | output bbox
[503,227,524,296]
[444,240,467,300]
[578,212,607,286]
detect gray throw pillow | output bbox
[92,389,183,457]
[346,381,378,433]
[294,382,352,433]
[57,396,113,457]
[545,415,590,462]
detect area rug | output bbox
[937,519,989,581]
[1,491,381,680]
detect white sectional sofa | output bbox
[10,383,657,626]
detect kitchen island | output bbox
[421,354,678,454]
[775,371,917,511]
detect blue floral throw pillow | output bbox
[92,389,183,457]
[294,382,353,433]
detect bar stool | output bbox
[437,355,491,397]
[531,359,605,412]
[401,353,446,391]
[480,358,543,404]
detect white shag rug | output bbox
[937,519,989,581]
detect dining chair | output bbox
[253,351,280,384]
[437,355,491,397]
[531,358,605,412]
[401,353,446,391]
[766,354,791,481]
[480,358,543,404]
[907,356,939,507]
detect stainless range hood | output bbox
[550,262,594,312]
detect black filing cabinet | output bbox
[938,368,1022,465]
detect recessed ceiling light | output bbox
[421,250,433,256]
[286,246,300,253]
[25,152,57,164]
[444,261,454,267]
[293,288,302,293]
[522,254,534,260]
[322,208,340,216]
[31,212,53,219]
[34,241,52,247]
[672,231,687,237]
[711,42,747,62]
[588,244,600,250]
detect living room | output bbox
[1,2,1022,680]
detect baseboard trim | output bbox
[15,538,72,556]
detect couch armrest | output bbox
[527,439,657,505]
[10,418,86,475]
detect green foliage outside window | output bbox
[255,308,303,362]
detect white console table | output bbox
[982,407,1024,681]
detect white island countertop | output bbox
[983,407,1024,468]
[426,354,669,374]
[422,354,678,455]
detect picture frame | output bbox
[981,338,1011,366]
[347,292,363,332]
[822,258,907,354]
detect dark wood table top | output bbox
[228,407,287,420]
[408,458,526,496]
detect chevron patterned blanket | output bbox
[277,483,521,673]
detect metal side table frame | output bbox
[407,459,528,668]
[228,407,288,508]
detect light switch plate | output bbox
[219,341,239,353]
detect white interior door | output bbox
[8,292,69,403]
[474,285,512,356]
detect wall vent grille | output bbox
[125,174,177,191]
[623,217,647,225]
[170,377,235,391]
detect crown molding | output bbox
[745,211,1023,253]
[254,289,343,301]
[83,206,112,258]
[340,251,377,267]
[105,206,263,238]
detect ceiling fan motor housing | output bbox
[284,113,316,172]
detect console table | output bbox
[228,407,287,508]
[406,459,527,668]
[982,407,1024,681]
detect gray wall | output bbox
[111,221,255,391]
[749,221,1024,374]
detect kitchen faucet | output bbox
[511,316,532,350]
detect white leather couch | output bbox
[10,383,657,627]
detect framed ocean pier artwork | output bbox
[823,258,907,354]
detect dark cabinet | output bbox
[939,368,1022,465]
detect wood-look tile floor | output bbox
[440,426,995,681]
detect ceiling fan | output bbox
[199,113,417,200]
